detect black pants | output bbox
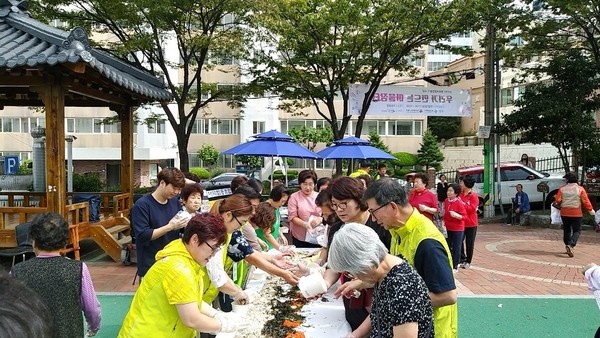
[561,216,582,247]
[461,227,477,264]
[292,236,322,248]
[505,208,524,225]
[446,230,464,269]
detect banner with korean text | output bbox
[349,84,472,117]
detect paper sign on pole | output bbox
[349,84,472,117]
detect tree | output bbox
[509,1,600,67]
[197,144,220,167]
[427,117,462,142]
[33,0,253,172]
[498,50,600,173]
[417,130,444,171]
[236,156,263,177]
[248,0,481,173]
[288,126,334,152]
[368,130,391,154]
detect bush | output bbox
[271,170,298,180]
[189,167,210,180]
[392,152,418,167]
[395,168,414,178]
[209,167,225,178]
[73,172,104,192]
[17,159,32,175]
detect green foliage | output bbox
[417,130,444,171]
[236,156,263,176]
[73,172,104,192]
[209,167,226,178]
[271,170,298,180]
[395,168,414,178]
[392,152,418,167]
[189,167,210,180]
[368,130,391,154]
[288,126,334,151]
[427,117,462,142]
[32,0,255,171]
[274,158,295,166]
[249,0,482,150]
[134,186,153,194]
[197,144,220,167]
[497,50,600,173]
[17,160,32,175]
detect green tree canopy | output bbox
[367,130,391,154]
[33,0,253,171]
[288,126,334,151]
[417,130,444,171]
[248,0,482,149]
[427,117,462,142]
[197,144,220,167]
[498,50,600,172]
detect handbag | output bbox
[551,201,561,210]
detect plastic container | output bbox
[298,272,327,298]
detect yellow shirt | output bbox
[118,240,205,338]
[390,209,458,338]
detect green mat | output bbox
[96,295,600,338]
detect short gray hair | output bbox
[363,178,409,207]
[328,223,388,276]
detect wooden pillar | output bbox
[117,106,135,210]
[39,84,66,215]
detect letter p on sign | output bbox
[3,156,19,175]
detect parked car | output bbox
[456,162,565,214]
[200,173,244,190]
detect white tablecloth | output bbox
[217,251,351,338]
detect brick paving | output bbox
[62,222,600,296]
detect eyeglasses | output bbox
[331,201,348,211]
[204,241,222,257]
[368,202,390,217]
[233,215,245,229]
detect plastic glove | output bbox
[344,333,357,338]
[232,288,249,305]
[168,213,189,230]
[273,254,297,269]
[291,261,310,277]
[85,330,98,337]
[216,312,251,333]
[279,245,296,255]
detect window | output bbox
[503,168,532,181]
[20,118,29,133]
[253,121,265,134]
[501,88,513,106]
[93,118,104,133]
[288,120,306,131]
[361,120,379,134]
[148,119,166,134]
[427,62,448,71]
[1,118,20,132]
[210,119,237,134]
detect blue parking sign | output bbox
[3,156,19,175]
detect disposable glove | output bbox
[215,312,251,333]
[232,288,249,305]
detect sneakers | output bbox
[462,263,471,269]
[566,245,574,257]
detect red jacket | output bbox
[444,198,466,231]
[459,191,479,227]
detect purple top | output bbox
[37,254,102,332]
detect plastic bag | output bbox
[433,213,447,238]
[551,205,562,225]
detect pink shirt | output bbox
[408,189,438,221]
[288,190,321,241]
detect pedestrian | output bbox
[329,223,434,338]
[317,177,331,192]
[373,163,389,180]
[504,184,530,226]
[131,167,188,280]
[257,185,291,250]
[11,212,101,338]
[361,178,458,338]
[118,213,249,337]
[436,174,449,214]
[349,161,372,178]
[288,169,322,247]
[408,173,438,221]
[582,263,600,338]
[444,183,466,272]
[459,176,479,269]
[555,172,595,257]
[519,153,533,167]
[0,274,53,338]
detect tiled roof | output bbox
[0,0,173,102]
